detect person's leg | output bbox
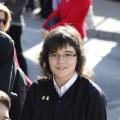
[26,0,35,11]
[39,0,44,7]
[40,0,53,18]
[7,25,28,75]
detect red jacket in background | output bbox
[42,0,92,38]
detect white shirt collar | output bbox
[53,72,78,97]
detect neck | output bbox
[54,73,75,88]
[55,79,68,89]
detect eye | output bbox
[65,53,72,57]
[50,53,58,57]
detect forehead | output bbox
[47,39,74,52]
[49,44,75,53]
[52,44,76,53]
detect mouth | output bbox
[57,67,67,70]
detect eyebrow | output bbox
[50,51,75,54]
[64,51,74,53]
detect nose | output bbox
[57,55,65,62]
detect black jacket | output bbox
[0,30,26,120]
[0,30,16,95]
[20,76,107,120]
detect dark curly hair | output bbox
[39,25,93,80]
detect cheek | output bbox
[48,59,56,70]
[71,58,77,68]
[72,57,77,64]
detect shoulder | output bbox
[77,77,107,119]
[89,79,106,99]
[77,76,107,108]
[32,79,52,86]
[0,31,13,44]
[27,79,52,92]
[79,76,106,100]
[0,31,14,60]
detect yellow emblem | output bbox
[46,96,49,101]
[42,96,45,100]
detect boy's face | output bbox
[0,102,10,120]
[48,44,77,82]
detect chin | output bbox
[55,73,68,78]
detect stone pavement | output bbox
[21,0,120,119]
[87,0,120,40]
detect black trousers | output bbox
[7,25,28,75]
[26,0,35,10]
[39,0,53,18]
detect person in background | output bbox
[0,29,26,120]
[0,3,32,120]
[0,3,15,96]
[20,25,107,120]
[25,0,35,12]
[52,0,95,31]
[0,90,11,120]
[0,3,15,94]
[40,0,92,40]
[3,0,28,75]
[0,30,15,97]
[38,0,53,19]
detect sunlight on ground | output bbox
[24,27,40,33]
[23,41,43,63]
[84,39,117,69]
